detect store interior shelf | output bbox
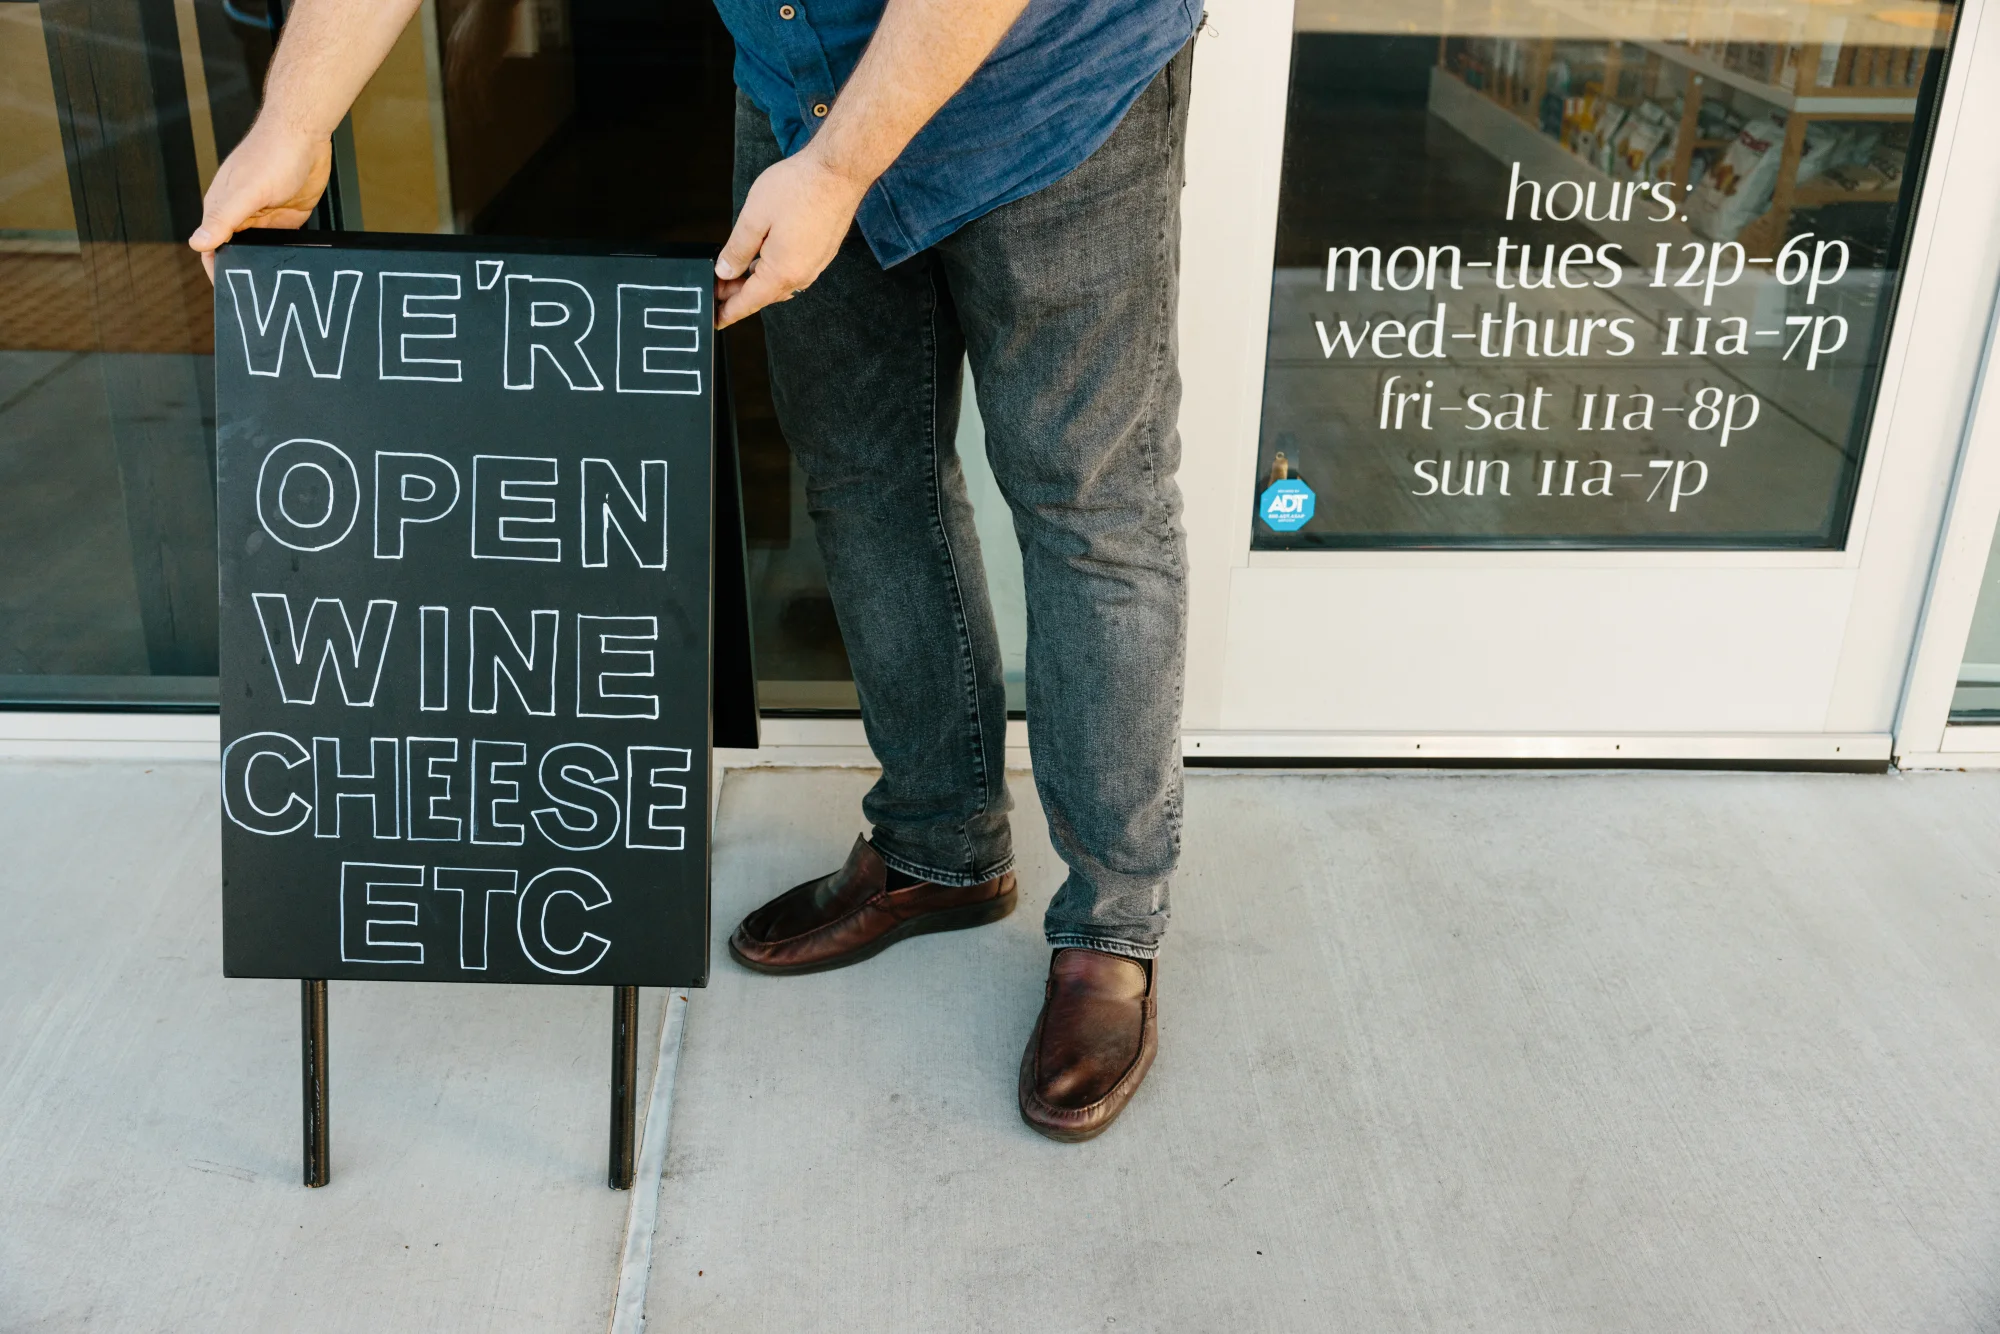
[1533,0,1928,112]
[1624,37,1919,116]
[1791,182,1901,208]
[1438,20,1924,256]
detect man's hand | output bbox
[188,123,332,279]
[711,0,1030,328]
[714,148,869,329]
[183,0,422,281]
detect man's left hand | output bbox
[715,147,869,329]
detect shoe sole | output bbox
[728,888,1018,976]
[1020,1114,1116,1144]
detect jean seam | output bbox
[1161,60,1187,833]
[1030,60,1185,952]
[1129,61,1183,572]
[1146,55,1186,917]
[921,261,996,875]
[877,847,1016,889]
[1046,934,1160,962]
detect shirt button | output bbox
[813,102,829,117]
[778,4,795,17]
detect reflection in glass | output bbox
[1254,1,1959,548]
[0,0,274,706]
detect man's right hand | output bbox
[180,0,425,280]
[188,123,334,280]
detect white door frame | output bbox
[1173,0,2000,762]
[1891,251,2000,768]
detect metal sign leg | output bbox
[609,986,639,1190]
[301,979,329,1187]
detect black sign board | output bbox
[217,232,741,989]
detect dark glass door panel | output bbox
[1252,4,1960,550]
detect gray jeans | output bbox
[735,42,1192,960]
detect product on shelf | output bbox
[1687,117,1788,241]
[1560,91,1621,166]
[1540,57,1570,135]
[1820,128,1906,193]
[1689,118,1870,241]
[1794,122,1848,187]
[1593,102,1629,173]
[1609,101,1677,182]
[1697,98,1745,143]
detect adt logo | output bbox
[1258,478,1316,532]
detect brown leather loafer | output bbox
[728,836,1017,975]
[1018,948,1158,1142]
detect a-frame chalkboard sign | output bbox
[214,231,755,1188]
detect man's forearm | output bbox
[187,0,421,264]
[805,0,1032,191]
[258,0,424,142]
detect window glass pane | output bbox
[0,0,274,707]
[1253,1,1960,549]
[341,1,1034,711]
[1951,517,2000,720]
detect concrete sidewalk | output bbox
[659,766,2000,1333]
[0,761,663,1332]
[7,760,2000,1331]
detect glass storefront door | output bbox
[0,0,1029,716]
[1175,0,1993,754]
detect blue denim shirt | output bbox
[715,0,1199,267]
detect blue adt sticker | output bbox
[1259,478,1316,532]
